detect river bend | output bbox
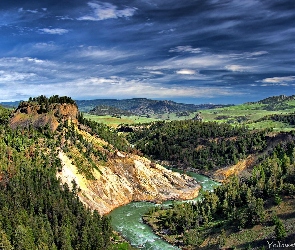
[109,172,219,249]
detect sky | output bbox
[0,0,294,104]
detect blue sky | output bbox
[0,0,294,104]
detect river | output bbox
[109,171,219,249]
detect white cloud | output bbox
[0,57,46,67]
[0,57,53,69]
[262,76,295,83]
[26,9,38,14]
[0,70,38,82]
[74,46,139,64]
[225,64,253,72]
[138,66,168,71]
[33,42,58,51]
[39,28,69,35]
[18,8,39,14]
[149,71,164,75]
[165,55,224,69]
[176,69,196,75]
[78,2,136,21]
[169,46,201,54]
[78,46,127,58]
[158,28,175,34]
[247,51,268,57]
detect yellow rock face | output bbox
[57,151,201,215]
[213,155,255,182]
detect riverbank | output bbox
[141,214,183,247]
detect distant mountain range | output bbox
[0,101,21,108]
[89,105,133,117]
[76,98,232,116]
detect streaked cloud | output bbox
[225,65,254,72]
[169,46,201,54]
[2,76,240,100]
[76,46,135,61]
[0,70,38,82]
[262,76,295,84]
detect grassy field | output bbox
[83,113,159,127]
[83,112,197,127]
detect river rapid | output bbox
[109,172,219,250]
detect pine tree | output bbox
[0,229,14,250]
[273,216,286,240]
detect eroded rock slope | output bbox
[57,150,200,215]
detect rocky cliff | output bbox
[57,149,200,215]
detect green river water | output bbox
[109,172,219,250]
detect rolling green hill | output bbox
[199,95,295,131]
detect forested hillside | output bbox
[127,120,270,170]
[258,113,295,126]
[0,97,131,250]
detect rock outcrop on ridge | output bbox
[9,101,78,131]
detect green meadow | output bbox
[83,113,158,127]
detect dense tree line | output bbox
[28,95,77,106]
[260,113,295,126]
[0,109,116,249]
[78,112,131,152]
[127,120,269,170]
[145,140,295,247]
[0,105,11,125]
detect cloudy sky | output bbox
[0,0,294,104]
